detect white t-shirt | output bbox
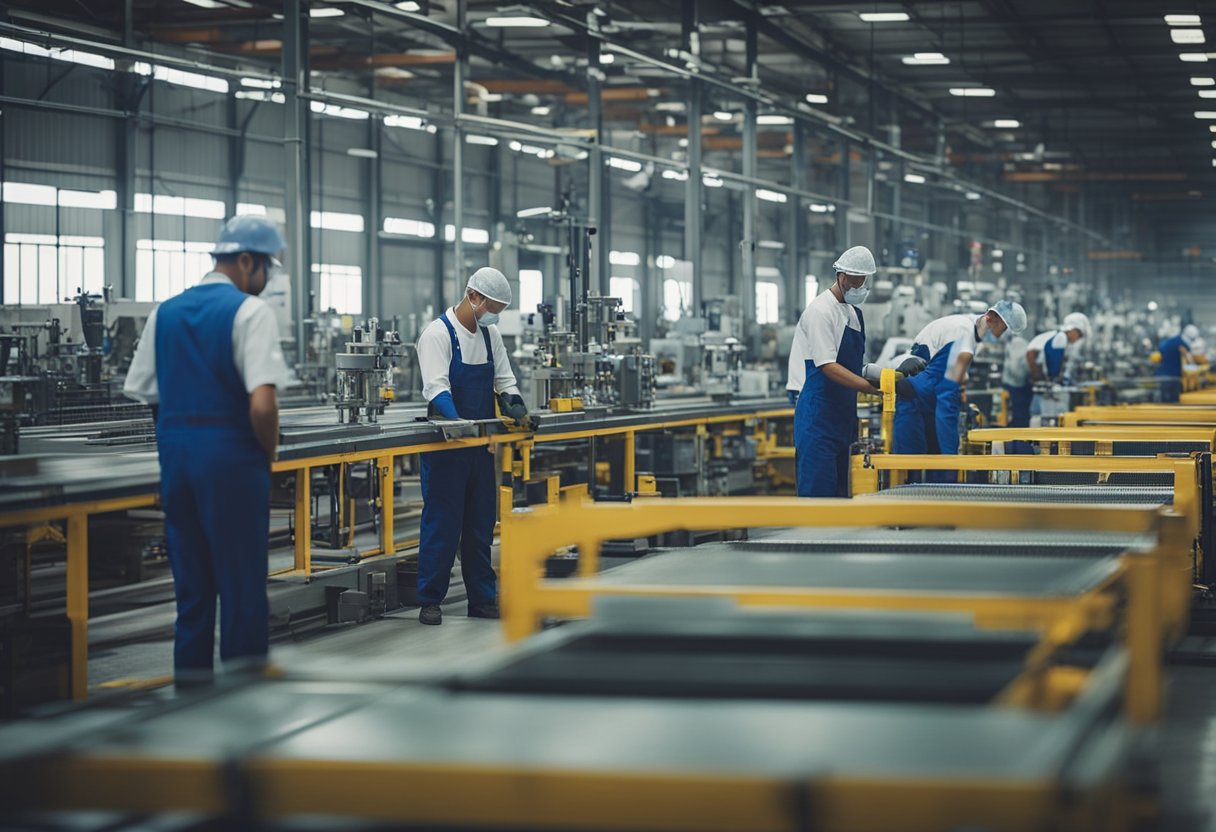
[1002,334,1030,387]
[417,307,520,402]
[788,289,861,387]
[913,314,980,366]
[123,273,291,405]
[786,307,812,392]
[1026,330,1073,378]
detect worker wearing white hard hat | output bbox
[1025,312,1089,420]
[894,299,1027,481]
[414,267,525,625]
[1156,323,1199,403]
[792,245,889,497]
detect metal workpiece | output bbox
[869,483,1175,505]
[737,526,1157,558]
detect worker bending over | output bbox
[1001,331,1031,428]
[124,215,289,683]
[894,299,1027,480]
[793,246,887,498]
[415,268,528,625]
[1156,324,1198,404]
[1026,312,1089,415]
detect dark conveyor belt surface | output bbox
[868,483,1174,505]
[738,527,1155,558]
[588,547,1123,596]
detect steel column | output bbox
[283,0,309,358]
[587,33,606,297]
[682,0,703,312]
[367,119,382,315]
[739,15,757,331]
[452,0,466,300]
[790,120,806,319]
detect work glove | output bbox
[894,378,916,400]
[498,392,529,423]
[428,391,460,420]
[862,363,883,386]
[896,354,927,377]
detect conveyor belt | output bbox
[868,483,1174,505]
[737,526,1154,558]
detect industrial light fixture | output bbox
[609,250,641,266]
[992,119,1020,128]
[346,148,378,159]
[384,114,425,130]
[607,157,642,172]
[531,105,551,115]
[703,175,724,187]
[965,191,981,200]
[485,15,549,27]
[516,206,552,218]
[662,169,689,181]
[599,52,615,64]
[466,134,499,146]
[757,114,794,125]
[1192,76,1216,85]
[805,93,830,104]
[756,188,787,203]
[904,173,926,184]
[1172,28,1206,44]
[309,7,344,17]
[394,1,421,9]
[1180,53,1209,61]
[949,87,996,97]
[182,0,225,7]
[1195,110,1216,118]
[1209,124,1216,132]
[1165,14,1202,25]
[902,52,950,65]
[1199,90,1216,98]
[809,203,834,213]
[713,110,734,121]
[858,11,910,22]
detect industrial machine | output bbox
[334,317,406,424]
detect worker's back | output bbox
[1157,334,1185,378]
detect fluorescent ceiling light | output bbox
[713,110,734,121]
[241,77,281,89]
[395,1,421,9]
[311,101,369,120]
[655,255,678,269]
[1199,89,1216,98]
[607,157,642,172]
[531,105,551,115]
[516,206,552,218]
[904,173,926,184]
[1210,125,1216,132]
[965,191,981,200]
[992,119,1020,128]
[310,7,345,17]
[1172,28,1206,44]
[703,176,724,188]
[662,169,689,181]
[182,0,225,7]
[609,250,641,266]
[858,11,910,22]
[600,52,615,64]
[480,92,504,102]
[757,114,793,125]
[805,93,830,104]
[949,87,995,97]
[1180,53,1209,61]
[485,15,549,27]
[384,114,426,130]
[347,148,378,158]
[1166,14,1202,25]
[758,240,785,250]
[809,203,828,213]
[1192,76,1216,85]
[466,134,499,146]
[902,52,950,65]
[1195,110,1216,118]
[756,188,787,203]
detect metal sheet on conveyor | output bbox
[588,547,1122,596]
[0,453,161,513]
[867,483,1174,505]
[738,527,1153,558]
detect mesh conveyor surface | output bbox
[870,483,1173,505]
[590,549,1120,595]
[738,527,1151,558]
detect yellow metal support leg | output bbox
[65,513,88,700]
[624,430,636,493]
[293,467,311,574]
[379,455,395,556]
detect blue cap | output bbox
[212,215,286,262]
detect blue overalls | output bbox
[417,317,499,607]
[1029,331,1069,421]
[794,307,865,498]
[1156,334,1186,403]
[892,338,963,484]
[1004,382,1032,428]
[156,281,270,673]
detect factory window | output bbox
[662,278,692,322]
[3,233,104,304]
[310,211,365,233]
[314,264,363,315]
[756,281,780,325]
[609,276,639,314]
[804,275,817,306]
[135,193,226,219]
[134,240,215,302]
[518,269,543,314]
[383,216,436,238]
[444,225,490,245]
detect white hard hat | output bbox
[832,245,877,277]
[1063,312,1091,338]
[989,299,1027,335]
[466,267,512,305]
[1184,324,1201,343]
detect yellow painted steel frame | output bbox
[971,425,1216,446]
[499,497,1171,724]
[850,453,1199,642]
[1062,405,1216,427]
[0,494,160,700]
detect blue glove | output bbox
[429,390,460,419]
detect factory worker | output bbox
[124,215,290,683]
[415,267,527,626]
[1156,324,1198,403]
[793,246,888,498]
[1026,312,1089,415]
[1001,331,1031,428]
[894,299,1027,480]
[785,303,812,406]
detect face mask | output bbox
[982,330,1000,344]
[844,286,869,305]
[470,294,500,326]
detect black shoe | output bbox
[419,604,442,625]
[468,602,500,620]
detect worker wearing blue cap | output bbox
[124,215,291,683]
